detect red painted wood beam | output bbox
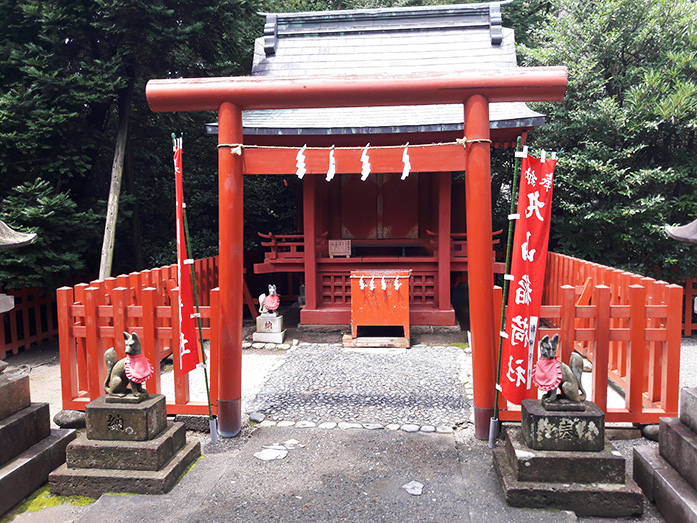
[217,102,244,437]
[301,176,319,315]
[146,68,567,112]
[437,172,452,314]
[242,144,466,175]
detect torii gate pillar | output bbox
[217,102,244,437]
[464,95,497,439]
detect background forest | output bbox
[0,0,695,292]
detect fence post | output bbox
[210,288,220,414]
[627,285,647,414]
[32,289,42,345]
[663,284,683,414]
[684,278,695,336]
[560,285,575,364]
[112,287,128,357]
[647,280,666,403]
[104,277,116,301]
[141,287,160,394]
[129,272,141,304]
[592,285,610,413]
[57,287,78,409]
[20,288,31,352]
[116,274,130,291]
[84,286,103,401]
[8,290,20,356]
[73,283,89,391]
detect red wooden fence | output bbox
[58,257,220,415]
[59,251,684,424]
[493,252,682,424]
[683,277,697,336]
[0,287,58,360]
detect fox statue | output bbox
[532,334,586,406]
[104,332,154,398]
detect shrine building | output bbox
[206,2,547,330]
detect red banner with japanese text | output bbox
[500,154,556,405]
[174,137,201,375]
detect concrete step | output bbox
[0,428,76,515]
[634,444,697,522]
[0,403,51,467]
[493,447,644,517]
[504,427,625,484]
[49,440,200,498]
[660,417,697,492]
[66,422,187,471]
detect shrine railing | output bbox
[57,257,220,415]
[493,252,682,424]
[258,232,305,261]
[0,287,58,360]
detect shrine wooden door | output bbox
[340,173,419,239]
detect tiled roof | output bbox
[233,2,543,136]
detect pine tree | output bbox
[519,0,697,280]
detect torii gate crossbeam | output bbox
[146,67,567,439]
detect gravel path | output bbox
[247,343,472,427]
[681,336,697,390]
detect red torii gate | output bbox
[146,68,567,439]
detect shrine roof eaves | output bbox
[240,1,542,136]
[205,102,544,136]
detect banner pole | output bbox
[489,135,524,449]
[174,133,218,444]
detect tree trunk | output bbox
[98,83,132,280]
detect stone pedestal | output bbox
[0,368,75,516]
[85,394,167,441]
[253,313,286,343]
[49,394,200,497]
[521,399,604,451]
[634,387,697,521]
[494,399,643,517]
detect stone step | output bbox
[493,447,644,518]
[66,422,187,471]
[0,370,30,421]
[0,428,76,515]
[681,388,697,435]
[341,335,410,348]
[634,444,697,522]
[49,439,201,498]
[660,417,697,492]
[503,427,625,484]
[0,403,51,467]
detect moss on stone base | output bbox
[1,485,95,522]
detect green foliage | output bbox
[244,176,300,249]
[502,0,554,48]
[0,0,262,285]
[0,179,99,290]
[519,0,697,280]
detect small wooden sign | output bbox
[329,239,351,258]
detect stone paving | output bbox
[246,342,473,433]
